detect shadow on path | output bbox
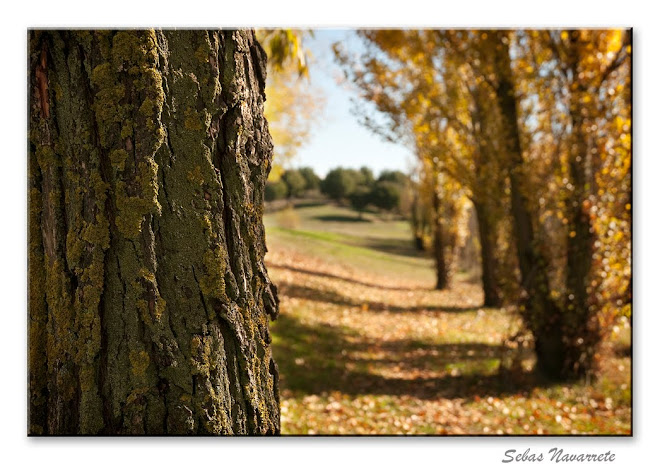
[360,236,429,259]
[314,214,372,223]
[277,281,481,314]
[272,313,540,401]
[269,263,437,292]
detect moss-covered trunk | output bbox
[28,29,280,435]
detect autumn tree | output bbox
[456,29,631,378]
[29,29,280,435]
[335,30,506,295]
[256,29,324,180]
[523,29,632,376]
[336,29,631,380]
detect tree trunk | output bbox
[563,33,598,377]
[410,190,423,250]
[469,83,503,308]
[489,31,565,380]
[431,178,448,290]
[473,201,502,307]
[410,188,429,251]
[29,29,280,435]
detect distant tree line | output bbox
[265,166,411,217]
[265,166,321,201]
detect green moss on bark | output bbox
[30,29,279,435]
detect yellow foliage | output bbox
[263,58,324,177]
[255,30,325,179]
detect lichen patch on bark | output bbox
[29,29,279,435]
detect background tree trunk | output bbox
[562,32,598,377]
[431,178,448,290]
[470,82,503,308]
[489,31,565,380]
[410,190,426,251]
[473,201,501,307]
[29,29,280,435]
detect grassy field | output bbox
[264,201,631,435]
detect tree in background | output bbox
[359,166,376,188]
[298,166,322,191]
[447,30,630,378]
[335,31,497,292]
[320,167,358,201]
[319,166,408,218]
[264,166,323,202]
[370,181,402,213]
[256,30,325,180]
[378,169,409,186]
[408,166,433,251]
[335,29,631,380]
[349,186,372,219]
[455,29,630,378]
[522,30,632,376]
[281,169,307,198]
[265,180,289,201]
[29,30,280,435]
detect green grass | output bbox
[266,201,413,239]
[265,202,435,284]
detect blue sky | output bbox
[289,30,414,178]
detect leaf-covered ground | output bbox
[264,202,631,435]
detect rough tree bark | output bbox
[29,29,280,435]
